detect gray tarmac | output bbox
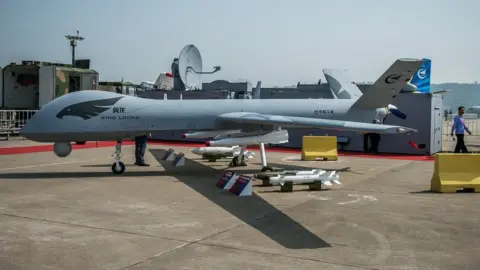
[0,142,479,270]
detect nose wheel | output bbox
[111,140,126,174]
[111,161,126,174]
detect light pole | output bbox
[65,30,84,67]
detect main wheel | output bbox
[261,166,273,172]
[111,161,126,174]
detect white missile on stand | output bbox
[181,130,241,139]
[205,130,289,146]
[269,169,341,186]
[191,146,255,159]
[293,169,322,175]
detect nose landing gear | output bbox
[111,140,125,174]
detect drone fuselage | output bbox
[20,90,380,143]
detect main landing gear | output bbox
[258,142,275,172]
[111,140,126,174]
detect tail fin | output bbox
[253,81,261,99]
[322,69,363,100]
[350,58,424,110]
[410,58,431,93]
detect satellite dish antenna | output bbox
[178,44,221,90]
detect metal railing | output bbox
[0,110,38,140]
[443,114,480,136]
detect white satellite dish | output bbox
[178,44,222,90]
[179,45,203,90]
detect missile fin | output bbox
[322,180,332,186]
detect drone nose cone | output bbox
[19,121,33,138]
[19,116,44,142]
[205,141,211,146]
[191,148,201,155]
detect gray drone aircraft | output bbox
[20,58,424,174]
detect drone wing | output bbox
[217,112,417,134]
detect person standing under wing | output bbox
[134,134,150,166]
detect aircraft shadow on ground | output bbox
[148,148,331,249]
[409,190,433,194]
[0,150,331,249]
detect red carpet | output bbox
[0,140,434,161]
[0,141,133,155]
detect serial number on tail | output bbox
[314,110,334,114]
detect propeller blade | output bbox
[390,108,407,120]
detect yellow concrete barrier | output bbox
[301,136,338,161]
[431,153,480,193]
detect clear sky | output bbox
[1,0,478,86]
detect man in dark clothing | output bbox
[364,118,383,154]
[369,133,381,154]
[134,135,149,166]
[171,58,185,90]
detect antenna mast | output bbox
[65,30,85,67]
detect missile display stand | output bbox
[229,156,247,167]
[228,145,248,167]
[254,169,341,192]
[111,140,126,174]
[202,154,218,162]
[279,181,323,192]
[227,143,282,174]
